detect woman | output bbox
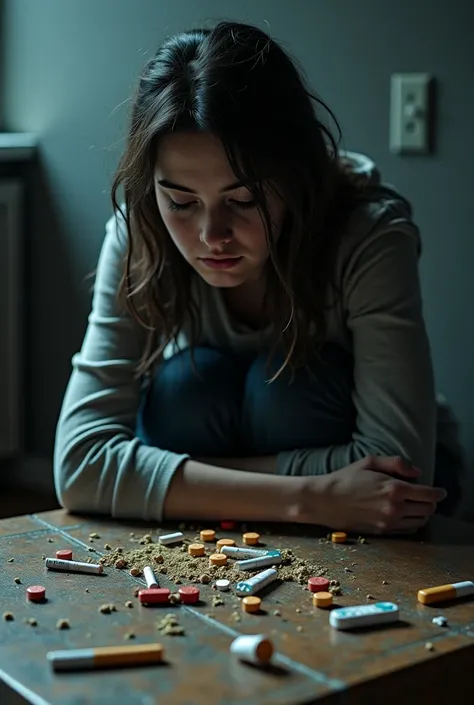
[54,21,450,534]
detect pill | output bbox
[242,596,261,613]
[216,538,236,551]
[230,634,274,665]
[45,558,103,575]
[221,546,268,559]
[199,530,216,542]
[209,553,227,567]
[158,532,184,545]
[27,585,46,602]
[236,568,278,596]
[417,580,474,605]
[220,521,236,530]
[308,577,330,593]
[236,551,282,571]
[179,586,200,604]
[138,588,170,605]
[331,532,347,543]
[56,550,73,561]
[143,566,159,589]
[243,532,260,545]
[215,579,231,591]
[188,543,205,557]
[313,591,333,608]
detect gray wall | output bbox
[1,0,473,512]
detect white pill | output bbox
[143,566,159,588]
[215,579,230,592]
[158,532,184,545]
[230,634,274,664]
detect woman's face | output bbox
[154,131,285,289]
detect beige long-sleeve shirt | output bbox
[54,152,436,521]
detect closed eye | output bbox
[231,199,256,210]
[167,198,256,212]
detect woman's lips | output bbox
[199,257,243,270]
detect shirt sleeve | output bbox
[53,214,189,520]
[276,225,436,486]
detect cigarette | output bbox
[417,580,474,605]
[236,551,282,571]
[45,557,103,575]
[47,643,164,671]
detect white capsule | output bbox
[158,532,184,545]
[143,566,159,588]
[235,568,278,596]
[236,551,282,571]
[221,546,269,560]
[45,557,103,575]
[215,579,231,592]
[230,634,274,665]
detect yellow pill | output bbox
[313,591,333,608]
[209,553,227,567]
[242,596,262,613]
[216,538,236,552]
[331,532,347,544]
[199,530,216,543]
[242,532,260,546]
[188,543,205,557]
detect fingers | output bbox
[363,455,421,480]
[403,483,447,504]
[389,515,431,534]
[402,500,437,518]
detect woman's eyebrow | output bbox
[157,178,250,194]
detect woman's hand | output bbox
[301,455,447,534]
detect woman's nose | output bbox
[199,211,233,247]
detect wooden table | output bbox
[0,510,473,705]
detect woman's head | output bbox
[113,21,360,376]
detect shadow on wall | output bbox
[25,151,89,458]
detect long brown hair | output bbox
[111,21,363,380]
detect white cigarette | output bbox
[158,532,184,545]
[230,634,274,664]
[220,546,269,559]
[143,566,159,588]
[45,557,103,575]
[236,568,278,596]
[236,551,282,571]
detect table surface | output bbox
[0,510,473,705]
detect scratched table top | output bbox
[0,510,473,705]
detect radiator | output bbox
[0,180,23,456]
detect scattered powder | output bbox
[8,558,14,563]
[104,544,112,551]
[99,603,117,614]
[100,543,329,588]
[89,533,100,539]
[366,594,375,600]
[47,538,54,543]
[14,577,21,584]
[84,588,90,593]
[273,610,281,617]
[212,596,225,607]
[25,618,37,626]
[125,601,134,608]
[157,613,185,636]
[425,642,434,651]
[56,619,70,629]
[297,626,304,632]
[124,632,135,639]
[3,612,14,621]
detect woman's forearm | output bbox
[163,459,306,521]
[194,456,278,473]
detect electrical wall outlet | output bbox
[390,73,433,154]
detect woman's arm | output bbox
[276,225,437,484]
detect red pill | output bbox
[27,585,46,602]
[308,577,330,593]
[178,586,200,604]
[56,549,73,560]
[220,521,236,531]
[138,588,170,605]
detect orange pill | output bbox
[242,596,262,613]
[199,530,216,543]
[242,532,260,546]
[209,553,227,567]
[216,538,236,552]
[331,532,347,544]
[313,591,333,608]
[188,543,205,557]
